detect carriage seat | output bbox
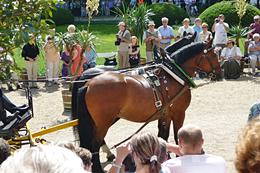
[0,111,32,138]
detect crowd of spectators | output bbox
[20,24,97,89]
[17,14,260,90]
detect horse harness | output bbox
[143,71,163,110]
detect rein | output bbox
[108,85,190,150]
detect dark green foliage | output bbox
[199,1,260,28]
[52,8,75,26]
[149,3,188,27]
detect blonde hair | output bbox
[131,132,161,173]
[235,117,260,173]
[131,36,139,45]
[0,145,86,173]
[67,24,76,33]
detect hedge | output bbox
[199,1,260,28]
[149,3,188,27]
[52,8,75,26]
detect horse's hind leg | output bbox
[92,141,104,173]
[101,140,115,161]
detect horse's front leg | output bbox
[172,111,186,145]
[158,116,171,141]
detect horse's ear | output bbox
[191,32,197,42]
[205,37,213,49]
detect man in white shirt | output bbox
[162,124,227,173]
[212,14,229,48]
[158,17,175,49]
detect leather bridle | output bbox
[196,46,219,80]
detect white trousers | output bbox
[26,60,38,87]
[46,60,60,82]
[249,55,260,73]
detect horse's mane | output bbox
[171,42,206,65]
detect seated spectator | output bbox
[0,48,21,91]
[128,36,140,67]
[193,18,202,42]
[0,89,29,125]
[177,18,194,40]
[199,23,213,42]
[220,39,242,79]
[248,102,260,121]
[248,33,260,75]
[108,132,161,173]
[83,44,97,71]
[43,36,60,87]
[248,15,260,40]
[0,145,86,173]
[143,21,161,63]
[158,17,175,49]
[162,124,227,173]
[0,138,11,165]
[235,117,260,173]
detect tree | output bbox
[0,0,58,82]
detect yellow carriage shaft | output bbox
[9,119,78,144]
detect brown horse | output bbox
[74,40,221,172]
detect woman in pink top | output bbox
[71,44,85,76]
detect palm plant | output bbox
[228,25,255,50]
[114,4,154,44]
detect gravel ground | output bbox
[3,74,260,173]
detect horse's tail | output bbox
[74,86,95,150]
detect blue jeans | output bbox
[83,62,96,71]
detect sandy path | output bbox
[4,75,260,173]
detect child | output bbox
[128,36,140,67]
[83,45,97,71]
[60,45,70,78]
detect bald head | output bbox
[178,124,203,148]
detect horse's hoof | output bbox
[107,154,115,162]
